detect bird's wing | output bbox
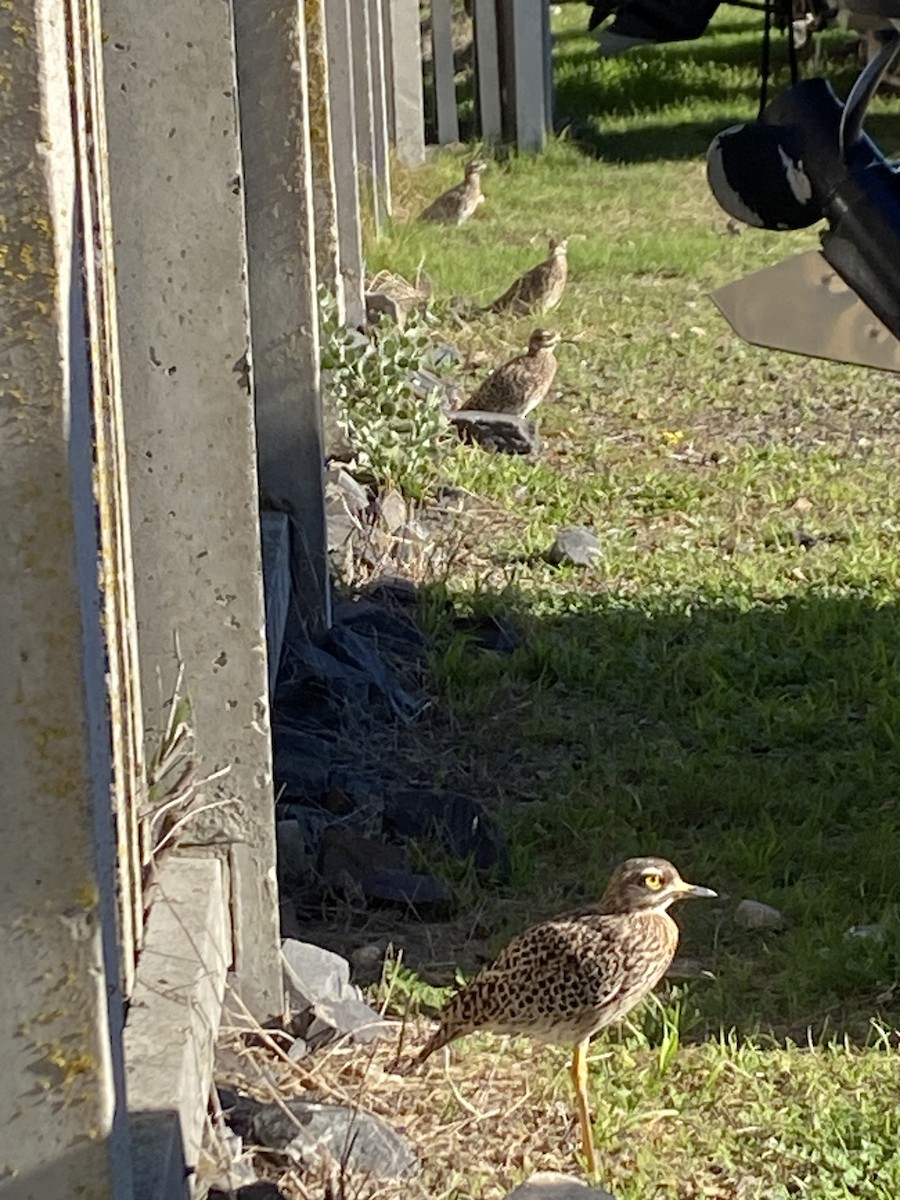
[469,355,531,405]
[420,182,464,220]
[490,264,545,312]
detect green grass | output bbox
[361,7,900,1198]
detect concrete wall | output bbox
[0,0,132,1193]
[98,0,283,1022]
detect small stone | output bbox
[792,496,813,514]
[351,943,386,984]
[281,939,391,1048]
[251,1097,420,1179]
[547,525,602,568]
[504,1172,617,1200]
[396,519,431,544]
[844,923,887,943]
[319,827,409,881]
[282,939,351,1007]
[450,409,540,455]
[327,465,369,514]
[734,899,786,931]
[666,956,707,979]
[326,508,362,554]
[377,487,408,534]
[365,291,406,328]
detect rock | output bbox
[451,409,540,455]
[282,939,351,1006]
[428,342,461,368]
[281,939,390,1048]
[365,291,406,328]
[318,828,452,909]
[384,788,509,874]
[321,401,356,463]
[409,366,461,413]
[397,518,431,544]
[547,525,602,568]
[734,899,786,931]
[319,827,408,880]
[505,1172,616,1200]
[327,465,370,514]
[351,942,386,984]
[377,487,408,534]
[844,923,887,943]
[666,956,707,979]
[323,767,386,817]
[251,1097,420,1179]
[272,727,331,798]
[326,507,362,555]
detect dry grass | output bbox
[212,1002,587,1200]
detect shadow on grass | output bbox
[550,20,900,161]
[411,580,900,1048]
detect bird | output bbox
[413,856,716,1174]
[486,237,569,316]
[419,160,486,225]
[460,328,560,418]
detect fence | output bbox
[0,1,553,1196]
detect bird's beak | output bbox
[676,880,717,900]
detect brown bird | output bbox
[461,328,560,417]
[415,857,716,1174]
[487,237,569,316]
[419,160,486,225]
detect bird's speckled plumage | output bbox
[419,160,486,225]
[416,857,715,1063]
[488,238,569,316]
[461,328,560,417]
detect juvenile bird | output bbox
[414,857,716,1174]
[487,237,569,316]
[461,328,560,417]
[419,159,486,225]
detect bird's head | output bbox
[528,328,561,353]
[599,857,716,914]
[466,159,487,179]
[549,237,569,256]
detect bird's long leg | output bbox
[570,1037,597,1175]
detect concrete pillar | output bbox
[235,0,332,637]
[324,0,366,327]
[304,0,343,316]
[99,0,284,1022]
[431,0,460,144]
[384,0,426,165]
[0,0,132,1193]
[367,0,393,222]
[506,0,550,152]
[473,0,502,141]
[350,0,379,233]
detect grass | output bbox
[312,7,900,1199]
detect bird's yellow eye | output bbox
[644,872,663,890]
